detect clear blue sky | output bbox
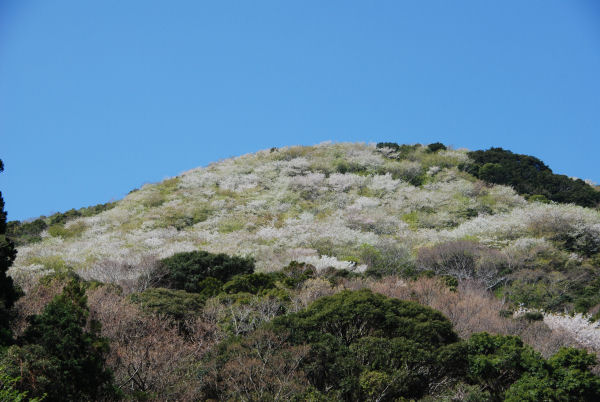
[1,1,599,221]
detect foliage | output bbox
[360,243,415,278]
[205,286,600,401]
[47,221,87,239]
[522,311,544,322]
[465,147,600,207]
[47,203,116,226]
[156,250,255,293]
[376,142,421,159]
[279,261,316,289]
[8,142,600,361]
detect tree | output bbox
[466,333,545,399]
[3,279,115,401]
[0,364,43,402]
[504,347,600,401]
[157,250,255,293]
[427,142,447,153]
[269,290,461,400]
[0,159,19,345]
[465,147,600,207]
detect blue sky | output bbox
[1,1,599,221]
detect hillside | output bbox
[9,142,600,312]
[4,142,600,400]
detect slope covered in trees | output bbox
[3,142,600,400]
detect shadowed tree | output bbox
[0,159,19,345]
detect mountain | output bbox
[5,141,600,400]
[9,142,600,313]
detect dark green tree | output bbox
[268,289,460,400]
[157,250,255,293]
[129,287,206,321]
[465,147,600,207]
[0,160,19,346]
[222,272,276,295]
[3,279,115,401]
[466,332,544,399]
[505,347,600,401]
[427,142,447,153]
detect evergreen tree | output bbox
[16,279,114,401]
[0,160,19,345]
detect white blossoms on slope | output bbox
[369,173,400,192]
[15,141,599,286]
[543,313,600,350]
[299,255,367,273]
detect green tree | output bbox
[269,289,460,400]
[0,160,19,346]
[427,142,447,153]
[466,147,600,207]
[505,347,600,401]
[129,287,205,321]
[4,279,115,401]
[222,273,277,295]
[157,250,255,293]
[466,333,545,399]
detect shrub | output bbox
[360,242,415,278]
[280,261,316,289]
[376,142,421,159]
[505,347,600,401]
[0,365,43,401]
